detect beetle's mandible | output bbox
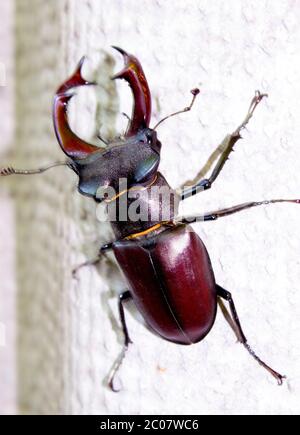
[1,47,299,391]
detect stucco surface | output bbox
[0,0,16,416]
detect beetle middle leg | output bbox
[72,242,113,278]
[108,290,133,392]
[178,91,267,200]
[217,284,285,385]
[175,198,300,224]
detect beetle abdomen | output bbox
[113,225,217,345]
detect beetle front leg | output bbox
[108,291,133,392]
[0,161,68,177]
[179,91,267,200]
[217,285,285,385]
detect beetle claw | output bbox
[56,56,96,95]
[107,342,131,393]
[108,378,122,393]
[277,375,286,386]
[112,46,152,137]
[0,167,15,176]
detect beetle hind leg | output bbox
[217,285,286,386]
[108,291,133,392]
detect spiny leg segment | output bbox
[179,91,268,200]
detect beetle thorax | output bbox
[107,172,180,239]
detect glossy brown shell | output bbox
[113,225,217,345]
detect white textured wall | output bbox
[0,0,16,415]
[2,0,300,415]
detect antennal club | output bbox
[153,88,200,130]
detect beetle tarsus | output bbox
[217,285,286,385]
[243,343,286,386]
[234,90,268,136]
[0,167,15,176]
[0,162,68,177]
[108,291,132,392]
[108,343,131,393]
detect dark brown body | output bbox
[113,225,217,345]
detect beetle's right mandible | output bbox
[112,46,152,137]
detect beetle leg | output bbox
[0,161,68,177]
[179,91,267,200]
[72,242,113,279]
[97,133,108,145]
[175,198,300,224]
[122,112,131,122]
[108,291,133,392]
[217,285,286,386]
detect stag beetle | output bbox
[1,47,299,391]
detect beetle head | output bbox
[70,127,161,201]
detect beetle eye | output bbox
[146,132,153,144]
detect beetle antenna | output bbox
[153,88,200,130]
[0,161,68,177]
